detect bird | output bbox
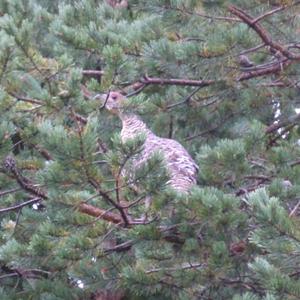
[97,91,198,194]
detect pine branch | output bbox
[228,5,300,60]
[72,108,130,226]
[2,155,124,224]
[118,5,300,92]
[3,156,46,199]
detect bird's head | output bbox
[95,91,127,114]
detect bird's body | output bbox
[100,91,198,193]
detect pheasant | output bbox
[98,91,198,193]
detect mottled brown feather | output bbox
[102,91,198,192]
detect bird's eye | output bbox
[111,95,117,100]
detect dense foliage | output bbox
[1,0,300,299]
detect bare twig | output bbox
[72,112,130,226]
[289,199,300,217]
[0,197,41,213]
[126,83,147,97]
[140,75,215,87]
[252,6,286,24]
[145,262,205,274]
[167,86,202,109]
[239,44,265,56]
[103,240,134,253]
[82,70,104,76]
[169,5,240,22]
[8,92,43,105]
[0,268,50,281]
[0,187,21,197]
[1,156,124,224]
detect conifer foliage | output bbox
[1,0,300,299]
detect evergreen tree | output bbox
[1,0,300,299]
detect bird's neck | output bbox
[119,113,151,142]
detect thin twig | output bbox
[8,92,43,105]
[145,262,205,274]
[72,110,130,226]
[252,6,286,24]
[167,86,202,109]
[289,199,300,217]
[239,44,265,56]
[0,197,41,213]
[82,70,104,76]
[140,75,215,87]
[0,187,21,197]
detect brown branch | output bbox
[267,123,295,147]
[71,108,130,226]
[78,203,122,224]
[168,4,241,22]
[8,92,43,105]
[31,144,53,160]
[74,113,87,125]
[0,267,50,281]
[290,160,300,167]
[2,156,123,224]
[265,113,300,134]
[140,75,215,87]
[82,70,104,76]
[239,43,265,55]
[0,197,41,213]
[145,262,204,274]
[238,58,291,81]
[228,5,299,60]
[0,187,21,197]
[252,6,286,24]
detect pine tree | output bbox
[1,0,300,299]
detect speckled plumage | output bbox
[102,91,198,193]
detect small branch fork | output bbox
[128,4,300,91]
[71,108,130,226]
[1,155,124,225]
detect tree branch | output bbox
[140,75,215,87]
[265,113,300,134]
[228,5,299,60]
[82,70,104,76]
[0,187,21,197]
[0,197,41,213]
[2,156,124,224]
[8,92,43,105]
[72,110,130,226]
[78,203,122,224]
